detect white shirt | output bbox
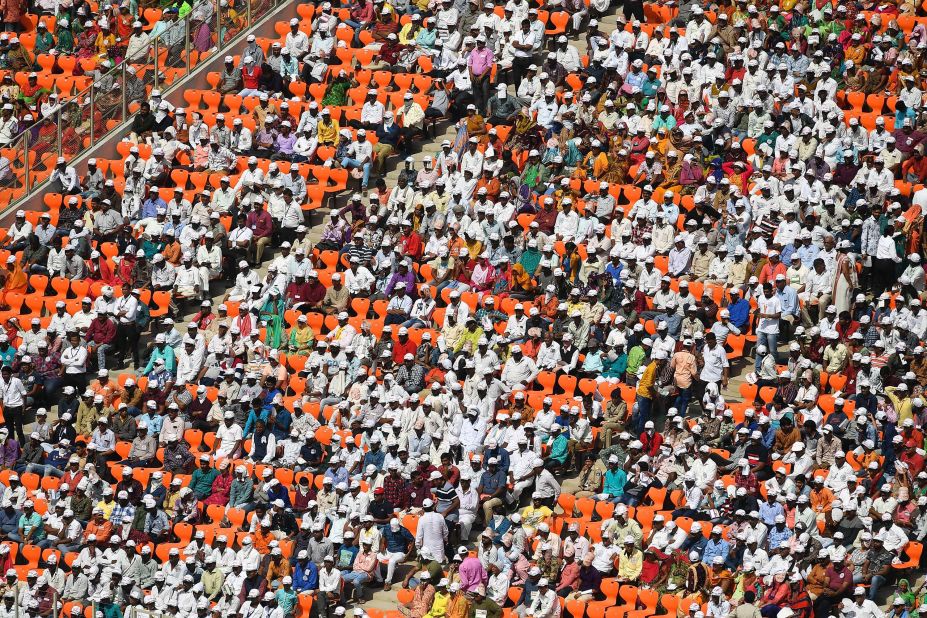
[875,235,899,260]
[60,345,88,374]
[699,344,729,383]
[756,294,782,334]
[0,376,25,407]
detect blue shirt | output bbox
[606,262,623,286]
[364,449,385,470]
[779,244,798,266]
[604,468,627,497]
[767,525,793,549]
[796,243,820,265]
[137,412,164,435]
[484,447,510,474]
[140,197,167,220]
[323,465,349,488]
[381,525,414,553]
[0,346,15,366]
[758,501,784,526]
[243,406,271,437]
[18,512,44,540]
[776,285,800,317]
[478,468,508,496]
[702,538,730,564]
[728,299,751,328]
[143,345,176,375]
[294,560,318,591]
[271,408,292,440]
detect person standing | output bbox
[0,365,25,443]
[415,499,449,563]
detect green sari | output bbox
[321,79,350,107]
[260,296,286,349]
[518,248,541,275]
[288,324,315,355]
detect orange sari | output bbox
[0,262,27,310]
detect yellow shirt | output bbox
[426,590,451,618]
[95,499,116,521]
[636,361,658,399]
[317,119,340,145]
[885,387,913,423]
[617,548,643,580]
[454,327,484,354]
[398,23,419,45]
[519,505,552,535]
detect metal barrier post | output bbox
[55,106,63,159]
[216,0,222,47]
[121,62,128,125]
[247,0,252,29]
[89,84,96,147]
[153,37,160,91]
[22,132,30,193]
[185,13,191,74]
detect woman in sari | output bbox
[730,565,761,605]
[640,547,672,590]
[469,253,496,295]
[116,251,137,286]
[562,242,582,284]
[446,584,470,618]
[0,257,27,311]
[492,260,513,297]
[507,109,542,152]
[87,250,119,285]
[464,106,487,142]
[832,241,857,314]
[260,289,286,349]
[288,317,316,355]
[2,317,21,346]
[576,139,609,180]
[508,263,537,300]
[892,579,919,608]
[602,147,631,184]
[759,573,791,618]
[518,241,542,276]
[321,71,353,107]
[783,576,813,618]
[202,460,233,506]
[56,21,75,55]
[74,22,101,59]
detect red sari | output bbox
[202,471,232,506]
[90,256,119,285]
[117,254,136,286]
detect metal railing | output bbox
[0,0,282,206]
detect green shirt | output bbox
[190,467,219,498]
[19,512,44,541]
[626,345,646,377]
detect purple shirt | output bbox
[276,133,297,155]
[0,438,19,467]
[384,269,416,297]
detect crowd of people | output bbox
[3,0,927,614]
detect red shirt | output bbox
[401,232,423,260]
[758,261,786,285]
[242,65,262,89]
[392,338,417,364]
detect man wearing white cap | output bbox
[501,344,539,390]
[48,156,79,194]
